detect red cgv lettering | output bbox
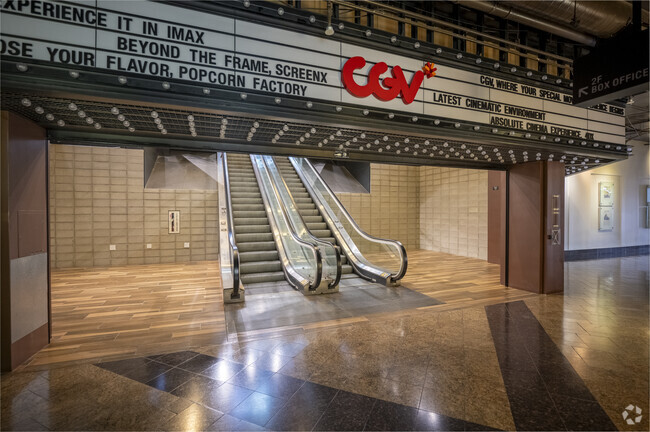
[341,56,424,104]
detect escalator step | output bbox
[342,264,353,274]
[240,271,286,284]
[232,204,265,211]
[239,250,279,262]
[235,224,271,233]
[234,217,270,225]
[237,241,277,252]
[232,198,264,204]
[236,232,274,243]
[233,210,267,218]
[240,260,283,273]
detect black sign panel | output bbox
[573,29,649,107]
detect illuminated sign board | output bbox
[0,0,625,144]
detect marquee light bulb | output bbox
[325,25,334,36]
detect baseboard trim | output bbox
[565,245,650,261]
[8,323,48,370]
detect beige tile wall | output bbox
[50,147,488,267]
[49,144,219,269]
[335,163,420,250]
[419,167,488,260]
[420,167,488,260]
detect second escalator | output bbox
[274,157,354,277]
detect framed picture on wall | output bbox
[599,182,614,207]
[168,210,180,234]
[598,207,614,232]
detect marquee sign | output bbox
[0,0,625,144]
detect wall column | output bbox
[507,161,565,294]
[1,111,50,371]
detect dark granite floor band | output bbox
[97,351,496,431]
[485,301,617,431]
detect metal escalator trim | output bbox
[250,154,323,292]
[289,157,408,284]
[220,153,242,299]
[266,156,342,290]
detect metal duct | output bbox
[506,1,647,38]
[456,1,648,46]
[455,0,597,46]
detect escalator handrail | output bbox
[290,157,408,282]
[252,155,323,291]
[222,154,241,298]
[264,155,342,289]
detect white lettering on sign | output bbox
[0,0,625,144]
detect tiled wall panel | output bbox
[335,164,420,250]
[49,145,218,269]
[51,147,488,267]
[419,167,488,259]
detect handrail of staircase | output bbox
[251,155,323,291]
[222,154,241,299]
[290,156,408,283]
[264,155,342,289]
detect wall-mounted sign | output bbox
[168,210,180,234]
[341,56,435,104]
[573,30,649,107]
[0,0,625,144]
[598,207,614,232]
[599,182,614,207]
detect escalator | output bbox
[226,154,285,286]
[288,157,408,287]
[218,152,407,303]
[273,157,354,277]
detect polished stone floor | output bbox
[2,256,648,431]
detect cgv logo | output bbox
[341,56,436,105]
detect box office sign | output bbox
[0,0,626,144]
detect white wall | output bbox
[565,141,650,250]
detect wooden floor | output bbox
[32,261,226,367]
[28,250,535,367]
